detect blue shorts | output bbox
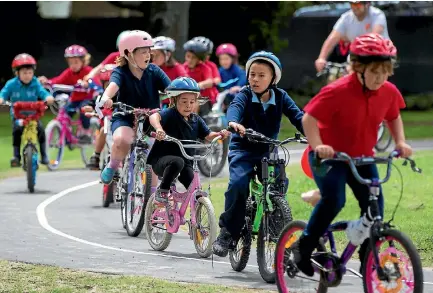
[111,114,134,134]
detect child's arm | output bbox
[209,62,221,86]
[47,68,72,85]
[0,80,13,104]
[149,112,167,141]
[196,116,229,141]
[282,92,305,135]
[226,91,247,134]
[36,81,55,105]
[197,65,213,90]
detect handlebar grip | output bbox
[150,131,157,138]
[149,108,160,115]
[227,126,237,133]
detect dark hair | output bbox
[249,59,275,77]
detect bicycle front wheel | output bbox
[363,228,423,293]
[24,145,37,193]
[192,196,218,258]
[257,196,293,283]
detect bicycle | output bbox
[275,150,423,293]
[100,102,159,236]
[198,78,240,178]
[144,131,222,258]
[44,82,103,171]
[84,108,115,207]
[227,128,308,283]
[376,122,393,153]
[6,101,48,193]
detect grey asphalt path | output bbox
[0,139,432,292]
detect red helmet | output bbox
[12,53,37,70]
[99,64,117,82]
[64,45,88,58]
[350,33,397,62]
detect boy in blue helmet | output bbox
[147,77,230,203]
[213,51,305,257]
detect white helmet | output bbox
[153,36,176,52]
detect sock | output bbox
[109,158,121,169]
[151,186,157,194]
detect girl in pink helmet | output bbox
[98,30,171,186]
[216,43,246,93]
[38,45,101,144]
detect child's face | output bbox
[152,49,165,67]
[176,93,198,117]
[132,47,151,69]
[218,54,232,69]
[185,51,199,68]
[67,57,84,73]
[18,68,34,84]
[362,63,390,91]
[248,62,273,93]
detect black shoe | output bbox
[79,134,92,144]
[212,227,233,257]
[40,155,49,165]
[10,157,21,167]
[292,237,315,277]
[87,154,100,170]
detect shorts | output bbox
[111,114,134,134]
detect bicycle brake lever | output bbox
[402,159,422,173]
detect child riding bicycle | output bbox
[98,30,171,190]
[0,53,54,167]
[294,33,412,277]
[151,36,188,109]
[212,51,305,257]
[38,45,100,144]
[147,77,230,204]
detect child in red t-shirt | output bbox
[151,36,188,108]
[293,33,412,277]
[39,45,100,144]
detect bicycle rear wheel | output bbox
[24,145,37,193]
[375,123,393,153]
[197,125,228,177]
[257,196,293,283]
[363,228,423,293]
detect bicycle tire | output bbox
[229,197,253,271]
[375,123,393,152]
[275,220,328,293]
[144,193,173,251]
[45,120,65,171]
[362,228,423,293]
[25,145,37,193]
[257,196,293,283]
[80,118,100,166]
[118,156,129,229]
[192,196,218,258]
[125,159,151,237]
[197,125,228,177]
[102,182,115,208]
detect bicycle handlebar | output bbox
[149,131,223,162]
[317,62,348,77]
[3,101,48,122]
[317,151,422,185]
[111,102,159,117]
[228,126,308,146]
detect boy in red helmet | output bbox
[0,54,54,167]
[294,33,412,276]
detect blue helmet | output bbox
[245,51,282,84]
[183,40,208,60]
[166,77,200,98]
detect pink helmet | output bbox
[64,45,88,58]
[216,43,238,57]
[118,30,154,57]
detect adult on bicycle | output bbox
[315,1,389,73]
[98,30,171,185]
[294,33,411,277]
[212,51,305,257]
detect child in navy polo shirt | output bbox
[294,33,412,277]
[147,77,229,203]
[212,51,305,257]
[98,30,171,185]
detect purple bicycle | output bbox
[44,82,103,171]
[275,150,423,293]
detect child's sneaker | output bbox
[87,154,100,170]
[154,188,169,205]
[10,157,21,167]
[101,166,116,184]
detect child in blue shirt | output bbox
[147,77,230,203]
[212,51,305,257]
[98,30,171,185]
[0,53,54,167]
[216,43,247,92]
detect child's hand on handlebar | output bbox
[314,144,335,159]
[395,141,412,158]
[218,129,230,140]
[38,76,48,84]
[228,121,246,137]
[155,128,166,141]
[103,99,113,109]
[45,96,55,105]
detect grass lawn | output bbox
[278,109,433,141]
[208,149,433,266]
[0,261,274,293]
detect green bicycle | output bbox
[228,128,308,283]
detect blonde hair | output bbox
[84,53,91,67]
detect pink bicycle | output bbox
[144,131,223,258]
[44,83,103,171]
